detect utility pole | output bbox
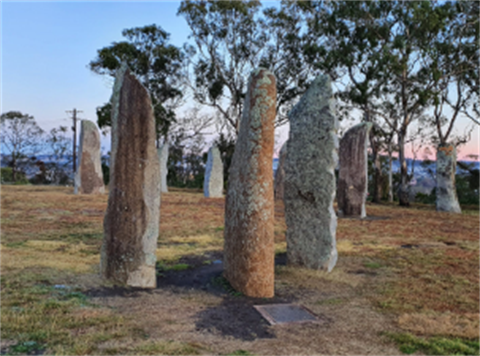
[66,108,83,174]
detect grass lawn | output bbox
[1,185,478,355]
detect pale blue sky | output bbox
[1,1,478,159]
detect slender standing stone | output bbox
[274,143,287,200]
[158,143,169,193]
[436,143,461,213]
[284,75,338,272]
[204,146,224,197]
[224,68,276,298]
[101,64,161,288]
[337,122,372,218]
[74,120,105,195]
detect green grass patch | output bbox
[212,276,243,297]
[316,298,345,305]
[387,332,479,355]
[227,350,254,355]
[364,261,382,269]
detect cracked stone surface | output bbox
[74,119,105,195]
[224,68,276,298]
[337,122,372,218]
[284,75,338,272]
[101,63,161,288]
[204,145,223,198]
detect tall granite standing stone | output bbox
[74,120,105,195]
[204,146,224,197]
[337,122,372,218]
[224,68,276,298]
[101,64,161,288]
[274,143,287,200]
[158,143,169,193]
[284,75,338,272]
[436,143,461,213]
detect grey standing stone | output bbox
[436,143,461,213]
[224,68,276,298]
[204,146,223,197]
[284,75,338,272]
[274,143,287,200]
[158,143,169,193]
[101,63,161,288]
[74,120,105,195]
[337,122,372,218]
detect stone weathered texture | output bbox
[101,64,161,288]
[284,75,338,272]
[74,120,105,195]
[436,143,461,213]
[337,122,372,218]
[204,146,224,197]
[274,143,287,200]
[158,143,169,193]
[224,68,276,298]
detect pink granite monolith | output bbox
[101,64,161,288]
[337,122,372,218]
[224,68,276,298]
[74,120,105,195]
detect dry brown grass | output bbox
[1,185,479,355]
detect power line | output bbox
[66,109,83,174]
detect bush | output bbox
[1,167,28,184]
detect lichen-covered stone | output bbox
[274,143,287,200]
[204,146,223,198]
[224,68,276,298]
[158,143,169,193]
[74,120,105,195]
[337,122,372,218]
[101,63,161,288]
[284,75,338,272]
[436,143,461,213]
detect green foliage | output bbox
[89,25,185,139]
[212,276,243,297]
[387,332,479,355]
[1,111,45,184]
[178,0,315,132]
[9,341,45,355]
[1,168,28,185]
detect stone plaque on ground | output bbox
[74,120,105,195]
[254,304,319,325]
[274,143,287,200]
[436,143,461,213]
[158,143,169,193]
[204,145,223,198]
[337,122,372,218]
[101,63,161,288]
[224,68,276,298]
[284,75,338,272]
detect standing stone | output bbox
[224,68,276,298]
[337,122,372,218]
[436,143,461,213]
[74,120,105,195]
[101,64,161,288]
[274,143,287,200]
[204,146,224,197]
[284,75,338,272]
[158,143,169,193]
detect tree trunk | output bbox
[369,135,382,203]
[388,142,393,203]
[12,157,17,183]
[436,143,461,213]
[397,131,410,206]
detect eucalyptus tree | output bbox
[89,25,186,143]
[297,0,465,206]
[0,111,44,182]
[418,0,479,212]
[178,0,316,134]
